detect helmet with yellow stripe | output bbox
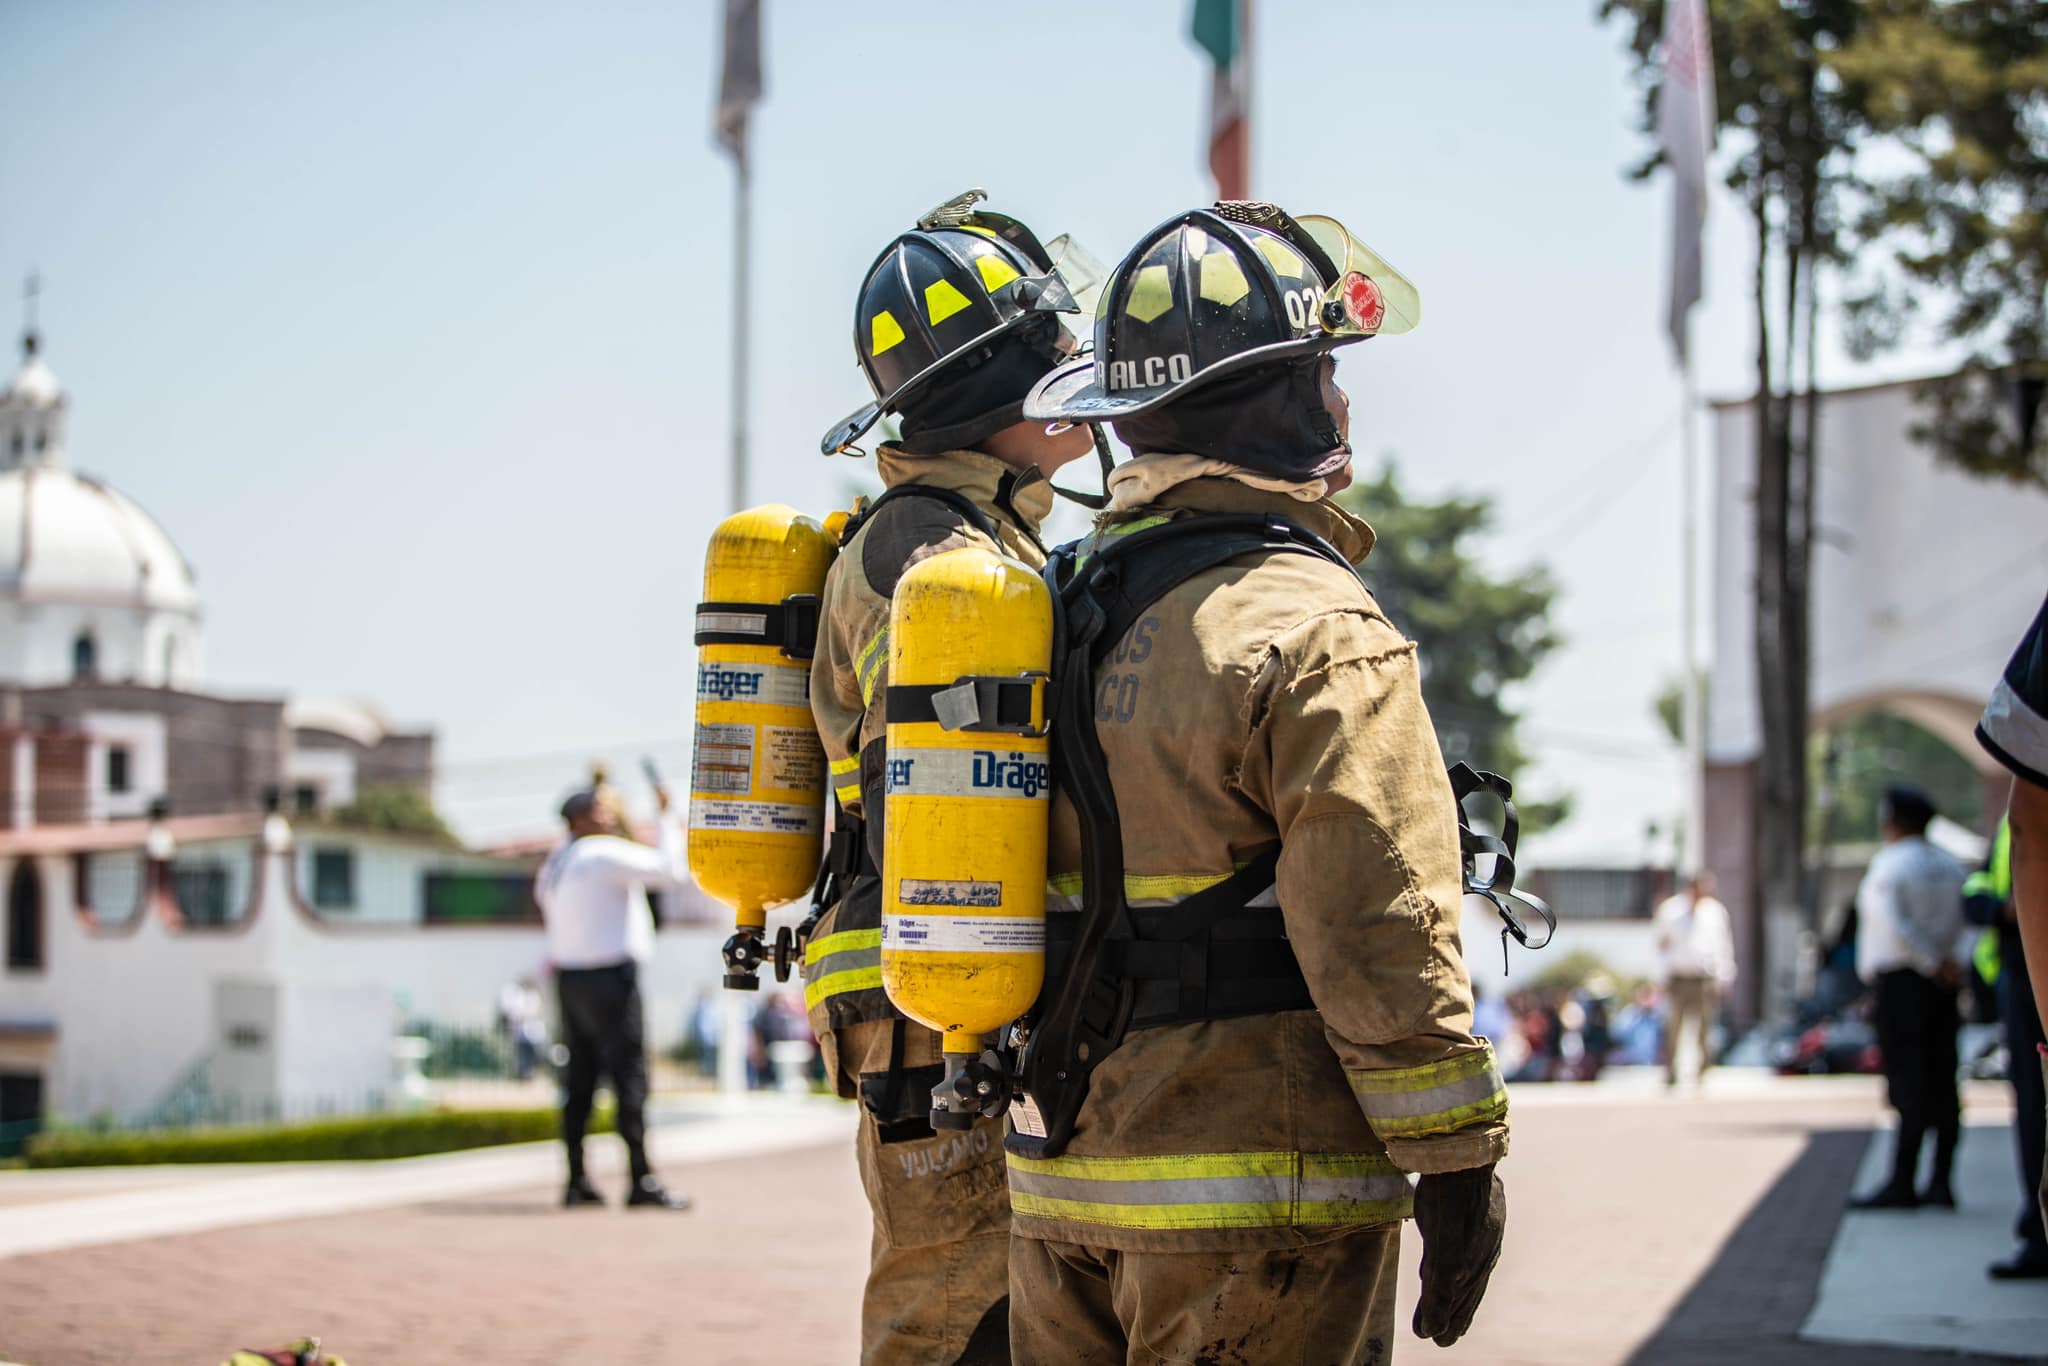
[1023,202,1421,483]
[821,189,1083,458]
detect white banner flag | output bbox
[1658,0,1716,364]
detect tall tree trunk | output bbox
[1793,139,1824,934]
[1752,180,1801,1020]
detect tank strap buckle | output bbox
[930,672,1050,737]
[886,674,1049,736]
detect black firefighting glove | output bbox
[1411,1163,1506,1347]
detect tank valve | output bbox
[930,1048,1014,1130]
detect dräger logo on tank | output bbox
[885,748,1051,800]
[696,661,810,707]
[972,751,1049,798]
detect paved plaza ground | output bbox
[1,1075,2044,1364]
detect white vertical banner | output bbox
[1658,0,1716,364]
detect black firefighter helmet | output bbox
[1023,203,1420,480]
[821,189,1084,458]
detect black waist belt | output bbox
[1041,857,1311,1032]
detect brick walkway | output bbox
[0,1078,2034,1365]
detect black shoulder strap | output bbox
[839,483,999,547]
[1056,513,1356,672]
[1015,512,1350,1157]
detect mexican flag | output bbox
[1190,0,1249,200]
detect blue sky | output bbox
[0,1,1952,854]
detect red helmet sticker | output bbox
[1342,272,1386,332]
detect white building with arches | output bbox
[1704,375,2048,1018]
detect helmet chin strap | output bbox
[1049,424,1115,510]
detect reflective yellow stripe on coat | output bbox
[803,927,882,1010]
[829,755,861,807]
[1347,1045,1508,1141]
[1045,866,1279,912]
[1006,1149,1411,1231]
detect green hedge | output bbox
[23,1105,612,1169]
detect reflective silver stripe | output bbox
[1008,1169,1297,1206]
[1982,675,2048,784]
[696,610,768,637]
[806,944,879,982]
[1354,1069,1502,1121]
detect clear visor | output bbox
[1295,215,1422,338]
[1044,233,1110,343]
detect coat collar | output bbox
[875,444,1056,538]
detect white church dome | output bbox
[0,466,199,613]
[0,327,204,687]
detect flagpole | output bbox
[730,148,751,514]
[1680,331,1705,877]
[1240,0,1253,194]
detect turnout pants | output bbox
[1872,967,1960,1195]
[828,1015,1011,1366]
[1009,1226,1400,1366]
[555,961,652,1185]
[1662,974,1717,1083]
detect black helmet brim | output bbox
[819,309,1037,455]
[821,266,1082,455]
[1021,331,1367,425]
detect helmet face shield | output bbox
[1043,234,1110,338]
[1294,216,1421,338]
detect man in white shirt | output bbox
[1851,786,1967,1210]
[535,784,690,1210]
[1654,871,1736,1085]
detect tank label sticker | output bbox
[691,722,755,795]
[883,747,1052,801]
[1009,1092,1049,1139]
[895,880,1004,908]
[697,661,811,709]
[763,725,824,792]
[883,912,1046,952]
[688,797,822,836]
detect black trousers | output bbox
[1997,934,2047,1251]
[556,961,652,1183]
[1872,967,1960,1193]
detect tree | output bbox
[1602,0,1871,942]
[1832,0,2048,485]
[329,785,456,844]
[1654,669,1709,745]
[1335,464,1569,830]
[1810,712,1983,846]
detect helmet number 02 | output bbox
[1281,285,1322,334]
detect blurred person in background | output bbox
[1850,786,1967,1210]
[1613,983,1665,1067]
[1977,588,2048,1270]
[496,976,548,1082]
[1574,976,1617,1081]
[1654,871,1736,1085]
[1473,983,1516,1073]
[535,784,691,1211]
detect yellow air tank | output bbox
[882,545,1051,1127]
[691,505,837,989]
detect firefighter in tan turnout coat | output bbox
[806,191,1097,1365]
[1006,204,1510,1363]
